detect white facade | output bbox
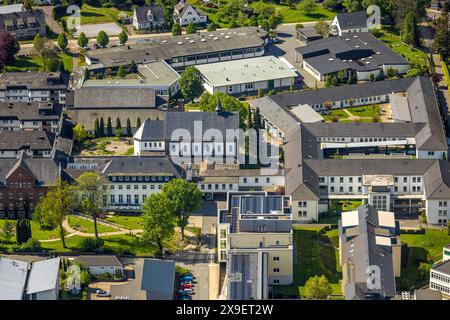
[430,264,450,299]
[85,265,123,276]
[174,4,207,27]
[0,89,66,105]
[203,77,293,95]
[331,16,369,36]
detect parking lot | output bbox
[176,262,210,300]
[74,22,123,38]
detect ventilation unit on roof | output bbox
[162,40,167,43]
[201,39,206,42]
[178,41,183,45]
[354,35,358,38]
[189,40,195,43]
[345,38,350,41]
[225,35,230,39]
[185,37,190,40]
[328,58,334,61]
[213,37,219,40]
[355,45,360,48]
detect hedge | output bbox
[440,55,450,96]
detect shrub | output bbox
[14,238,42,252]
[79,238,104,252]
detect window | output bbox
[244,83,254,90]
[273,256,280,261]
[273,279,280,284]
[330,177,335,183]
[273,268,280,273]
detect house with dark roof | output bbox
[0,8,46,40]
[173,0,207,27]
[133,109,240,165]
[74,255,124,276]
[109,258,175,300]
[0,157,60,218]
[331,10,369,36]
[0,101,61,133]
[64,156,183,213]
[0,130,55,158]
[339,204,401,300]
[295,33,409,81]
[132,5,165,30]
[0,72,67,105]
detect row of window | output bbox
[431,272,450,284]
[430,282,450,294]
[328,185,421,193]
[311,95,385,110]
[323,176,422,184]
[200,184,234,191]
[109,175,171,182]
[242,177,271,184]
[109,184,163,191]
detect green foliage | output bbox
[257,88,264,98]
[118,31,128,45]
[33,33,45,52]
[386,67,400,79]
[96,31,109,48]
[172,23,182,36]
[14,238,42,252]
[298,0,317,15]
[117,65,126,79]
[80,270,91,288]
[16,219,32,245]
[79,237,104,252]
[186,22,196,34]
[314,20,330,37]
[142,193,176,256]
[179,66,204,100]
[77,32,89,48]
[107,117,113,136]
[1,220,14,241]
[126,118,132,137]
[162,179,202,239]
[207,23,217,31]
[304,275,333,299]
[197,92,249,126]
[401,12,420,47]
[73,124,88,142]
[57,32,68,51]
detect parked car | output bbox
[180,283,192,289]
[180,275,194,282]
[96,289,111,297]
[180,279,192,284]
[179,295,192,300]
[183,288,193,294]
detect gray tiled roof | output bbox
[0,9,45,33]
[0,157,59,186]
[432,259,450,275]
[73,87,156,109]
[0,130,55,151]
[134,5,164,23]
[101,156,183,178]
[74,255,123,267]
[0,101,60,121]
[335,11,368,29]
[0,72,66,90]
[85,27,267,68]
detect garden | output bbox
[272,225,343,299]
[322,105,382,123]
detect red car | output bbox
[180,283,192,289]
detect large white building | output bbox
[249,77,450,224]
[196,56,298,95]
[430,246,450,299]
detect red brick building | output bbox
[0,157,59,219]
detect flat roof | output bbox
[137,60,180,86]
[27,258,60,295]
[196,56,297,87]
[290,104,324,123]
[0,4,24,14]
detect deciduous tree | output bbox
[304,275,333,299]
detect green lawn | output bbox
[68,216,117,234]
[0,219,62,242]
[273,226,343,299]
[191,0,335,27]
[6,56,43,72]
[104,215,144,230]
[374,27,429,68]
[322,105,381,122]
[59,52,73,73]
[329,200,363,213]
[76,4,122,25]
[399,229,450,290]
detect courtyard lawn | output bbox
[272,226,343,299]
[104,215,145,230]
[67,216,117,234]
[330,200,363,213]
[349,104,381,118]
[322,108,348,122]
[6,56,43,72]
[78,137,134,156]
[0,219,63,242]
[399,229,450,290]
[374,27,429,68]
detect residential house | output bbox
[218,192,294,299]
[339,204,402,300]
[196,56,297,95]
[133,5,165,30]
[0,72,67,105]
[0,8,46,40]
[331,11,369,36]
[0,102,61,133]
[173,0,207,27]
[74,255,124,276]
[0,130,55,158]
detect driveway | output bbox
[41,6,62,34]
[267,23,324,88]
[89,281,126,300]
